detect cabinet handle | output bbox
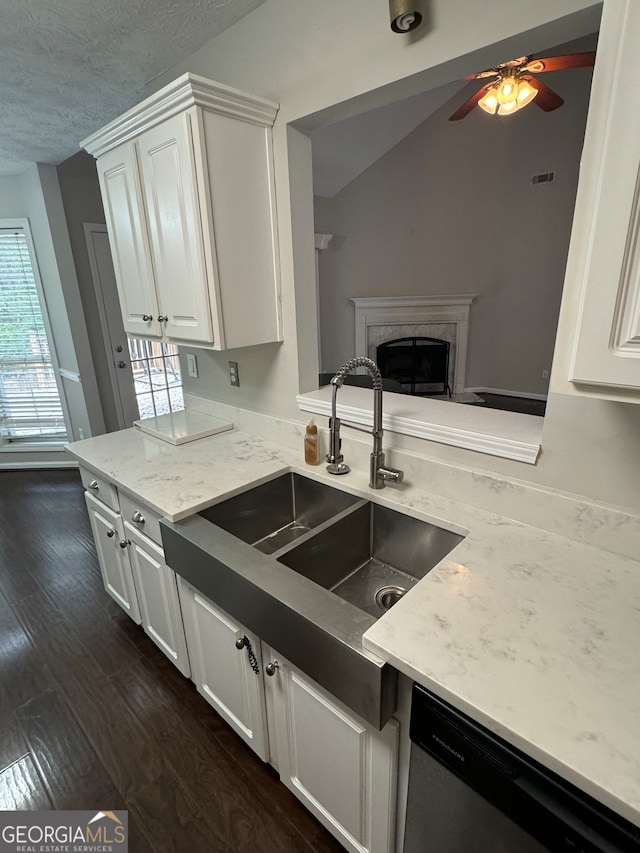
[119,539,130,549]
[89,480,99,490]
[132,510,145,524]
[142,314,152,322]
[236,635,260,674]
[158,315,168,322]
[265,661,279,677]
[106,528,116,538]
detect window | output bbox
[128,338,184,419]
[0,224,67,444]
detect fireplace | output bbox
[377,337,451,396]
[351,295,475,396]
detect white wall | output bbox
[313,61,592,396]
[151,0,640,514]
[0,166,105,464]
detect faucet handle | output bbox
[377,466,404,484]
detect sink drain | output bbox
[375,585,406,611]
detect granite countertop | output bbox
[66,426,640,829]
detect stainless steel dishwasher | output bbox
[404,684,640,852]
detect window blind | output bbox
[0,228,67,442]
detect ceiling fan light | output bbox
[497,98,519,116]
[496,76,519,105]
[478,90,499,114]
[516,80,538,108]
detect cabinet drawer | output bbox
[79,466,119,511]
[119,492,163,546]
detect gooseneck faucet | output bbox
[326,356,404,490]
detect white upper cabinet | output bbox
[565,0,640,398]
[83,73,282,351]
[137,111,215,345]
[96,144,161,339]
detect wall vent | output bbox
[531,171,556,186]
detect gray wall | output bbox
[57,152,121,432]
[314,66,592,396]
[137,0,640,515]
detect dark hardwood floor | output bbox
[0,469,344,853]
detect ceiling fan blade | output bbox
[524,51,596,73]
[524,75,565,112]
[449,83,494,121]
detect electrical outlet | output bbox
[228,361,240,387]
[186,353,198,378]
[78,427,84,440]
[542,369,550,380]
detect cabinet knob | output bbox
[265,661,279,677]
[119,539,130,549]
[89,480,99,490]
[158,315,168,323]
[142,314,152,322]
[106,528,116,538]
[132,510,145,524]
[235,637,246,650]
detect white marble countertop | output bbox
[66,426,640,829]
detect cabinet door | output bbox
[568,0,640,395]
[177,579,269,760]
[137,112,215,345]
[85,493,140,623]
[264,645,398,853]
[96,143,161,338]
[124,522,190,676]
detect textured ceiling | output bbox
[0,0,266,175]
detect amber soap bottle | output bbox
[304,419,320,465]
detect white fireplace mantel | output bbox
[351,295,476,395]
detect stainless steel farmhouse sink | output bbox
[160,471,465,728]
[277,502,464,618]
[199,472,360,554]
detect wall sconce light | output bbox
[389,0,422,33]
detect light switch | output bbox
[186,353,198,378]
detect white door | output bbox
[177,579,269,760]
[96,143,161,339]
[125,522,190,676]
[264,645,398,853]
[84,223,140,429]
[85,493,141,623]
[137,111,214,345]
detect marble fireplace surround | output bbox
[351,295,475,395]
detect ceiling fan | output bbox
[449,51,596,121]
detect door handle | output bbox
[117,361,127,368]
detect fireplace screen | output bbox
[376,336,451,397]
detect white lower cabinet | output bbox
[83,481,399,852]
[177,579,270,761]
[85,492,141,624]
[125,521,190,676]
[263,645,399,853]
[85,490,190,676]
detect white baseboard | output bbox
[465,387,548,402]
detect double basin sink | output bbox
[161,472,464,728]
